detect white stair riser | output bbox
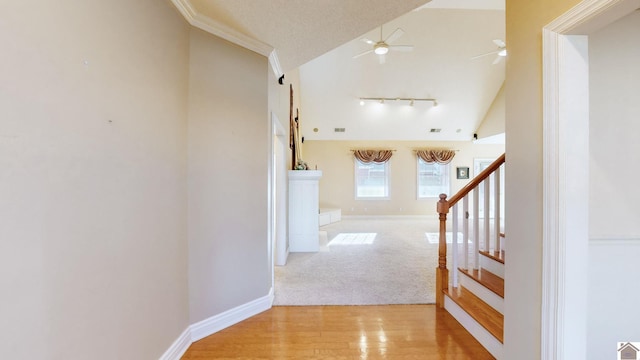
[458,272,504,314]
[445,296,503,359]
[480,253,504,278]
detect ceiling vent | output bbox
[430,128,441,133]
[334,128,346,133]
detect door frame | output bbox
[541,0,638,358]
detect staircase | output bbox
[436,154,505,359]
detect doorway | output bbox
[542,1,639,358]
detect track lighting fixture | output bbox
[359,97,438,106]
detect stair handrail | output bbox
[435,153,505,307]
[448,153,505,207]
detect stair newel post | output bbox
[436,193,450,308]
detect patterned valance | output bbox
[415,149,456,164]
[353,150,394,164]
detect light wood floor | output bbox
[182,305,494,359]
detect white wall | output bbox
[0,1,190,358]
[587,10,640,359]
[475,83,505,140]
[187,28,271,323]
[588,10,640,240]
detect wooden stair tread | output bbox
[459,268,504,298]
[479,250,505,264]
[444,286,504,343]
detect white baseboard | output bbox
[159,288,274,360]
[158,328,191,360]
[191,288,274,342]
[445,296,503,359]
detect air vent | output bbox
[430,128,441,133]
[334,128,346,133]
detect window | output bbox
[417,158,450,198]
[355,159,389,199]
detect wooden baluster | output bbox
[473,187,480,269]
[463,195,469,270]
[484,178,491,253]
[436,194,450,308]
[494,167,501,254]
[452,203,459,288]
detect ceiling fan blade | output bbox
[389,45,414,52]
[471,50,499,60]
[379,53,386,64]
[493,39,506,48]
[492,55,504,65]
[384,28,405,44]
[361,38,375,45]
[353,49,373,59]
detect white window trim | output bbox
[354,159,390,200]
[416,158,450,200]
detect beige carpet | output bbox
[273,217,440,306]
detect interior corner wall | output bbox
[475,83,505,139]
[587,11,640,359]
[504,0,581,359]
[0,1,190,359]
[303,140,504,216]
[187,28,270,324]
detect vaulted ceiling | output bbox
[171,0,505,141]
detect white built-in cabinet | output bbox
[288,170,322,252]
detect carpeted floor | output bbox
[273,217,440,306]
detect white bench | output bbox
[319,208,341,226]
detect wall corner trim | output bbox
[159,289,274,360]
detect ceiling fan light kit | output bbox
[354,26,414,63]
[374,44,389,55]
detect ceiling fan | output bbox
[353,26,414,64]
[471,39,507,64]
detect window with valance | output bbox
[416,149,455,198]
[415,149,456,164]
[353,149,394,164]
[353,150,393,199]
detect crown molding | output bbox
[268,50,284,79]
[171,0,274,57]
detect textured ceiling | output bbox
[189,0,431,71]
